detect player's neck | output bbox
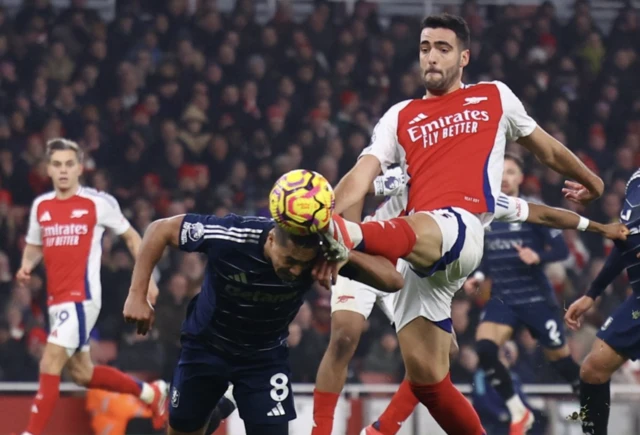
[424,81,462,99]
[55,184,81,200]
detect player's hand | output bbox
[600,223,629,241]
[564,296,594,331]
[514,244,540,265]
[373,166,407,197]
[312,257,346,290]
[562,180,600,206]
[123,292,155,335]
[15,266,32,285]
[147,280,160,306]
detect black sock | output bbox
[476,339,516,399]
[206,396,237,433]
[551,356,581,395]
[580,380,610,435]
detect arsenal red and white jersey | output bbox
[25,187,131,306]
[361,81,537,225]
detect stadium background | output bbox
[0,0,639,433]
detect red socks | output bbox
[88,365,143,397]
[375,379,419,434]
[311,389,340,435]
[25,373,60,435]
[410,373,485,435]
[359,218,417,263]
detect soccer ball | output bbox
[269,169,335,236]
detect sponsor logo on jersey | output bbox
[223,284,299,303]
[486,238,523,251]
[42,223,89,247]
[406,109,490,148]
[39,211,52,222]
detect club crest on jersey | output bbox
[463,96,488,106]
[70,209,89,218]
[181,222,205,244]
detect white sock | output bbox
[139,382,155,404]
[506,394,528,422]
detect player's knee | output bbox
[68,360,93,386]
[475,339,500,369]
[39,345,68,375]
[580,354,611,384]
[327,326,359,362]
[403,348,448,384]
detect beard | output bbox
[423,66,461,94]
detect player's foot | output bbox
[509,408,534,435]
[327,215,356,250]
[149,380,169,430]
[359,423,383,435]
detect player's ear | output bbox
[460,49,470,68]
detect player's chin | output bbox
[424,78,447,91]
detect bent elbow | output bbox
[383,272,404,293]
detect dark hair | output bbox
[273,225,320,249]
[46,138,84,163]
[421,13,471,49]
[504,152,524,171]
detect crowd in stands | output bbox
[1,0,640,400]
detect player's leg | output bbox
[232,346,296,435]
[66,351,169,428]
[23,302,81,435]
[168,338,230,435]
[475,300,533,431]
[578,338,625,435]
[206,385,237,433]
[312,277,374,435]
[329,212,443,267]
[578,296,639,435]
[531,306,580,395]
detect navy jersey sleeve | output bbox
[178,213,264,254]
[535,226,569,264]
[586,246,625,299]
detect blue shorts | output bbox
[597,294,640,361]
[481,298,566,349]
[169,336,296,433]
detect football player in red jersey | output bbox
[17,139,168,435]
[312,14,603,435]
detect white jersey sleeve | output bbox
[494,193,530,223]
[93,191,131,235]
[359,100,411,171]
[495,81,537,141]
[25,198,43,246]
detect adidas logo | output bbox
[230,273,247,284]
[267,402,286,417]
[39,211,51,222]
[408,113,428,125]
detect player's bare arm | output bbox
[16,243,43,284]
[119,227,160,305]
[517,128,604,203]
[527,202,628,240]
[123,215,184,334]
[341,251,404,292]
[334,155,382,215]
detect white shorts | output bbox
[393,207,484,332]
[331,275,395,323]
[47,300,100,356]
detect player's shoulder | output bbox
[381,99,414,119]
[31,190,56,207]
[470,80,519,101]
[77,187,120,209]
[191,213,274,230]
